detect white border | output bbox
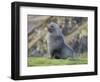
[20,6,94,76]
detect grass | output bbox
[28,53,87,67]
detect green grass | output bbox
[28,53,87,67]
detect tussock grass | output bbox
[28,53,87,67]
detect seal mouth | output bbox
[48,28,53,33]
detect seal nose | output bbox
[47,27,51,32]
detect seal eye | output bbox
[51,25,54,28]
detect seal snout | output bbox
[47,23,54,33]
[48,27,53,32]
